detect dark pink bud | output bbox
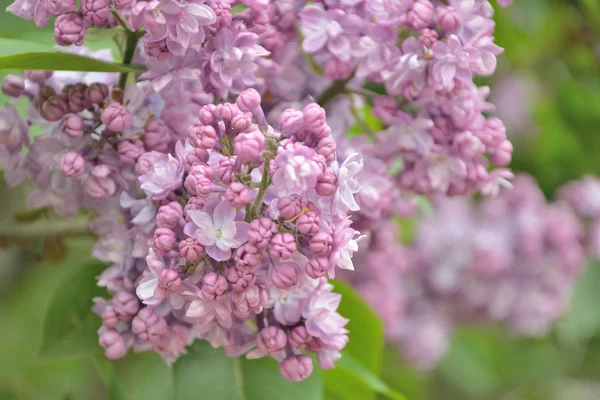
[184,196,207,222]
[248,217,277,249]
[215,156,235,185]
[317,136,336,163]
[225,182,252,208]
[231,113,252,131]
[311,123,332,141]
[86,174,116,199]
[310,232,333,256]
[184,165,214,197]
[60,151,84,177]
[235,243,262,270]
[144,118,171,152]
[102,103,132,132]
[408,0,434,30]
[179,238,204,261]
[277,194,304,221]
[136,150,161,176]
[99,329,127,359]
[215,102,239,121]
[198,104,216,125]
[184,147,210,170]
[288,325,312,349]
[316,170,337,196]
[437,6,461,32]
[86,82,109,105]
[65,83,90,112]
[118,139,144,165]
[24,71,53,84]
[226,266,256,291]
[2,75,24,98]
[158,269,182,293]
[131,307,167,342]
[234,128,265,163]
[112,0,132,10]
[45,0,76,15]
[303,103,326,129]
[269,233,297,259]
[279,108,304,136]
[152,227,176,254]
[305,257,329,279]
[60,113,83,137]
[257,326,287,356]
[40,94,69,121]
[82,0,110,25]
[236,88,262,112]
[157,201,183,229]
[112,291,140,320]
[296,211,319,235]
[489,139,513,167]
[188,123,217,150]
[201,272,228,300]
[279,355,313,382]
[54,13,86,46]
[419,28,438,47]
[33,85,56,110]
[272,262,299,289]
[101,308,118,329]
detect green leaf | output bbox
[40,261,107,357]
[331,280,384,373]
[173,341,323,400]
[324,353,407,400]
[112,352,173,400]
[0,51,144,72]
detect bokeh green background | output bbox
[2,1,600,399]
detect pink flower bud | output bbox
[65,83,90,113]
[158,269,182,293]
[235,243,262,270]
[102,103,132,132]
[437,6,461,32]
[303,103,326,129]
[112,291,140,320]
[113,0,132,10]
[60,113,83,137]
[184,147,210,170]
[279,355,313,382]
[101,308,118,329]
[231,113,252,131]
[60,151,84,177]
[272,262,299,289]
[144,118,171,152]
[86,82,109,105]
[157,201,183,229]
[118,139,144,165]
[236,88,262,112]
[86,174,116,199]
[288,325,312,349]
[408,0,434,30]
[269,233,297,259]
[215,102,239,121]
[248,217,277,249]
[317,136,336,163]
[33,85,56,110]
[144,39,170,61]
[152,227,176,254]
[277,194,304,221]
[226,266,256,291]
[311,123,332,141]
[305,257,329,279]
[179,238,204,261]
[297,211,319,235]
[184,165,214,197]
[131,307,167,342]
[201,272,228,300]
[324,57,353,80]
[481,117,507,146]
[24,71,53,84]
[45,0,76,15]
[316,170,337,196]
[215,156,235,185]
[489,139,513,167]
[40,95,69,121]
[188,123,217,150]
[2,75,24,98]
[198,104,216,125]
[54,14,86,46]
[257,326,287,356]
[99,329,127,359]
[234,128,265,163]
[225,182,252,208]
[184,196,207,221]
[136,151,162,176]
[279,109,304,136]
[310,232,333,256]
[82,0,110,25]
[419,28,438,47]
[209,1,232,28]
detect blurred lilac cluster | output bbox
[349,175,588,370]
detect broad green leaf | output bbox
[112,352,173,400]
[173,341,323,400]
[323,353,407,400]
[331,280,384,373]
[0,51,144,73]
[0,38,53,56]
[40,261,107,357]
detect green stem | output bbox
[111,6,143,89]
[0,217,92,240]
[316,75,353,106]
[247,160,270,221]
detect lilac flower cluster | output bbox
[347,175,587,370]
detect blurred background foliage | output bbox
[2,0,600,399]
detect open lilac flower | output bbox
[330,152,363,217]
[138,142,185,200]
[184,199,250,261]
